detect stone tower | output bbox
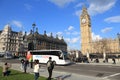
[80,6,92,55]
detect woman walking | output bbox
[34,60,40,80]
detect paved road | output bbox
[0,62,102,80]
[76,63,120,80]
[1,58,120,80]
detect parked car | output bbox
[0,52,4,57]
[4,51,13,59]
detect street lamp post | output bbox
[32,23,36,50]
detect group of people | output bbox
[20,57,55,80]
[2,57,55,80]
[33,57,55,80]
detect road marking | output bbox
[102,73,120,79]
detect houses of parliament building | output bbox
[0,24,67,56]
[80,7,120,56]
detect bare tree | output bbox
[92,38,111,54]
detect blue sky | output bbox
[0,0,120,50]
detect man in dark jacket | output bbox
[23,59,29,73]
[47,57,55,80]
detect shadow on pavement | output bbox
[55,74,71,80]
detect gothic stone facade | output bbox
[0,24,27,55]
[27,29,67,52]
[80,7,119,55]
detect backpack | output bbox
[51,61,54,70]
[47,61,54,70]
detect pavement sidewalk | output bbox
[77,62,120,67]
[0,62,105,80]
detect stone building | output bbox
[27,28,67,52]
[80,7,120,55]
[90,38,119,54]
[68,50,82,58]
[0,24,27,55]
[80,6,92,55]
[0,24,67,56]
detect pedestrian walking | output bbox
[23,59,29,73]
[47,57,55,80]
[112,57,116,64]
[105,57,108,63]
[34,60,40,80]
[2,62,11,76]
[30,59,33,68]
[20,59,25,70]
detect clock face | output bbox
[82,18,86,23]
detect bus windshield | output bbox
[63,51,70,60]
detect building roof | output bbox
[27,31,67,45]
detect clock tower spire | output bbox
[80,6,92,55]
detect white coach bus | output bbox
[28,50,71,65]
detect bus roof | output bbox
[29,50,63,52]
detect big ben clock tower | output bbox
[80,6,92,55]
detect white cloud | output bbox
[71,37,80,43]
[48,0,75,7]
[68,26,74,31]
[101,27,113,33]
[65,37,80,44]
[65,30,80,35]
[11,20,23,28]
[65,26,74,35]
[56,32,63,35]
[65,38,70,42]
[56,32,63,39]
[75,0,116,16]
[46,32,51,36]
[75,10,82,17]
[92,32,102,41]
[65,26,80,35]
[104,16,120,23]
[65,36,80,50]
[24,4,33,11]
[65,31,71,35]
[88,0,116,16]
[72,31,80,35]
[75,2,84,8]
